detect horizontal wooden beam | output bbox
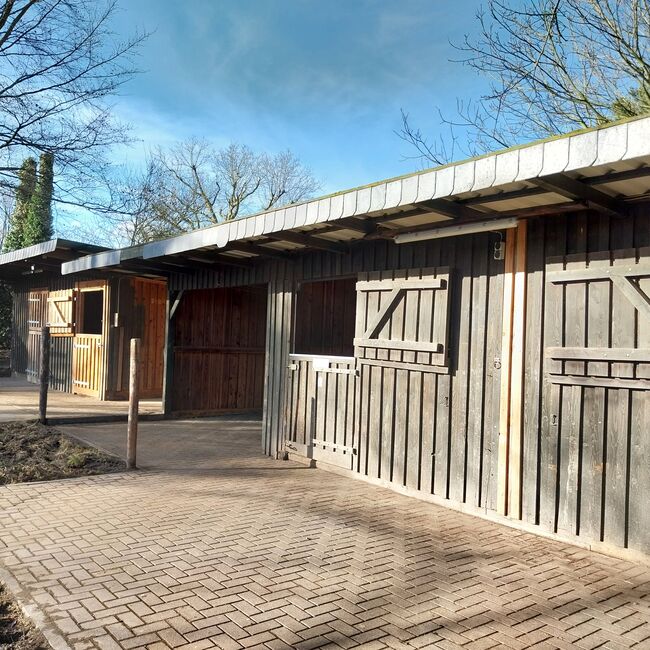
[547,263,650,283]
[356,278,445,291]
[331,217,377,235]
[417,198,488,221]
[265,230,349,254]
[354,337,444,353]
[546,346,650,363]
[530,173,628,217]
[224,241,292,260]
[548,373,650,390]
[358,357,449,374]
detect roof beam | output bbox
[225,241,293,260]
[587,165,650,186]
[530,173,628,217]
[265,230,349,254]
[416,198,490,221]
[332,217,377,235]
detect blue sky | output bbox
[109,0,489,195]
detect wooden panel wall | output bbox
[171,285,267,413]
[522,211,650,556]
[166,206,649,557]
[10,289,29,375]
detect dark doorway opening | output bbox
[294,277,356,357]
[79,290,103,335]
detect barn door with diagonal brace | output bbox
[355,267,451,486]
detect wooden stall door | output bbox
[135,278,166,398]
[72,282,108,397]
[171,286,267,413]
[541,247,650,554]
[26,289,48,383]
[355,267,452,492]
[284,355,357,468]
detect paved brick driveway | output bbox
[1,420,649,650]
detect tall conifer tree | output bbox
[3,158,37,251]
[24,153,54,245]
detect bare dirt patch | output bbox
[0,420,125,485]
[0,583,49,650]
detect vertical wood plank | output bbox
[497,227,516,514]
[508,220,528,519]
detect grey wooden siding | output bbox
[165,207,649,557]
[522,212,650,555]
[11,289,29,375]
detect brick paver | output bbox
[1,420,649,650]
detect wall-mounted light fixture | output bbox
[394,217,519,245]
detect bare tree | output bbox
[94,141,320,247]
[0,0,145,205]
[400,0,650,164]
[259,150,322,211]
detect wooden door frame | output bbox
[73,279,110,399]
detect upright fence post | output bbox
[39,326,50,424]
[127,338,140,470]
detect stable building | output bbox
[1,239,167,400]
[48,115,650,561]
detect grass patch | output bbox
[0,583,49,649]
[0,421,125,485]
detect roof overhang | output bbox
[62,115,650,275]
[0,239,108,281]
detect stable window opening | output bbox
[293,277,356,357]
[79,290,104,335]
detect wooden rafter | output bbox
[331,217,376,234]
[224,241,293,260]
[417,198,488,221]
[530,173,628,217]
[265,230,349,254]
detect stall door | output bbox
[283,278,358,468]
[284,355,358,467]
[541,247,650,554]
[72,282,107,397]
[26,289,48,383]
[355,267,451,491]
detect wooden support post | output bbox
[508,219,527,520]
[127,338,140,470]
[38,326,50,424]
[162,291,175,416]
[497,228,516,515]
[497,220,528,517]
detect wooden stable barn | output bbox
[64,116,650,562]
[0,240,167,400]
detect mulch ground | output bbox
[0,420,126,648]
[0,584,49,650]
[0,420,125,485]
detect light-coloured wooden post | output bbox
[127,338,140,470]
[38,326,50,424]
